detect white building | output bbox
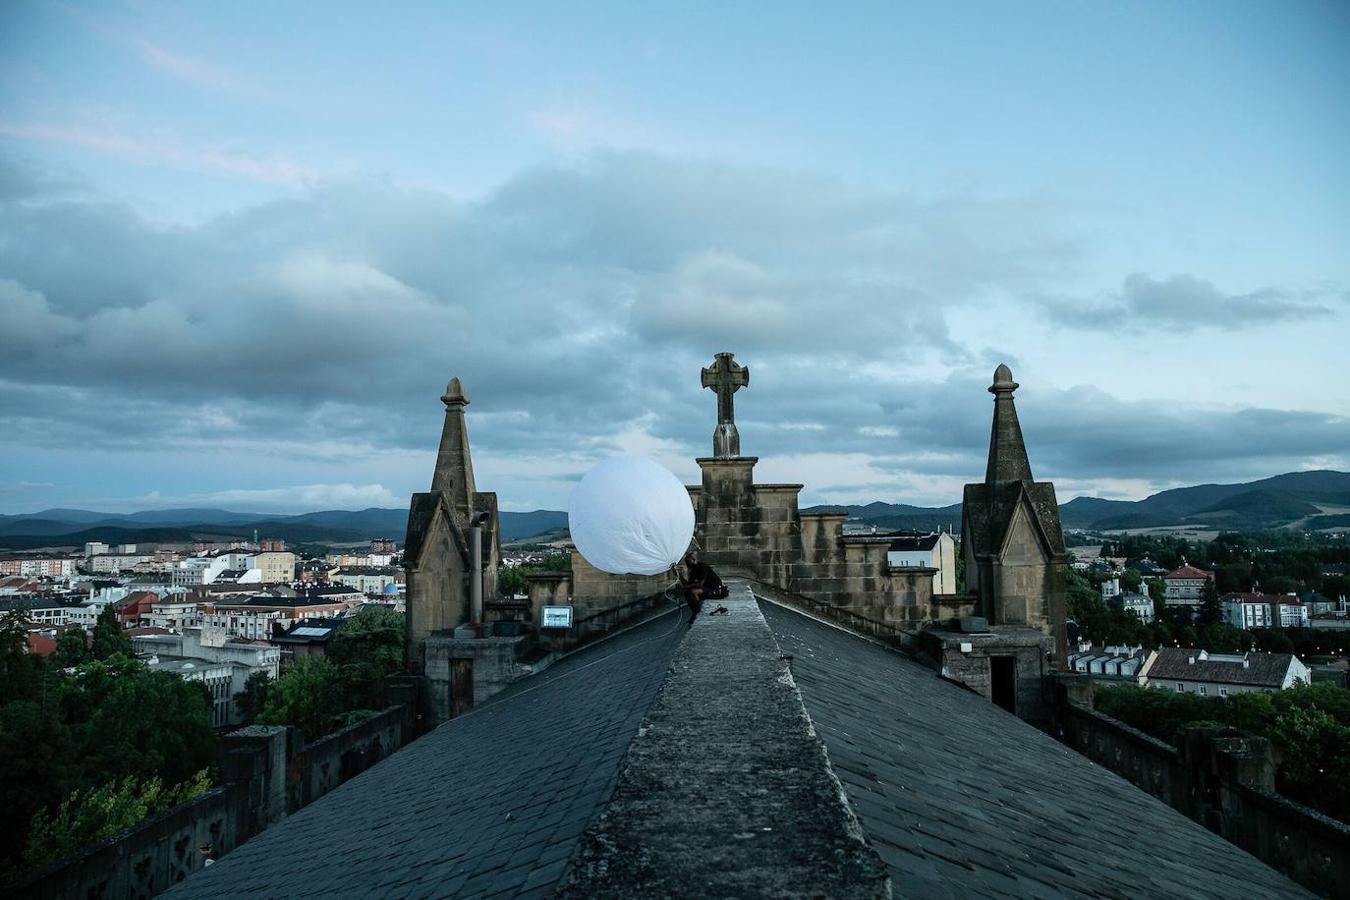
[142,598,203,631]
[1162,562,1214,607]
[884,532,958,594]
[332,567,401,595]
[1067,644,1149,679]
[201,605,285,641]
[87,554,153,574]
[1120,590,1154,625]
[1140,648,1310,697]
[131,625,267,668]
[1222,593,1310,630]
[1100,578,1121,600]
[84,542,109,557]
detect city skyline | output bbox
[2,1,1348,514]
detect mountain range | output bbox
[2,471,1346,550]
[803,470,1350,533]
[0,507,569,550]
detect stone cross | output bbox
[701,352,749,457]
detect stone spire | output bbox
[431,377,477,530]
[984,363,1034,484]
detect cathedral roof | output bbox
[167,590,1305,898]
[166,611,682,899]
[761,602,1306,897]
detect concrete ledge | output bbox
[557,584,890,898]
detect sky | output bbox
[1,0,1348,515]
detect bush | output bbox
[24,769,212,870]
[1094,682,1350,824]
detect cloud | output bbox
[132,37,253,96]
[0,121,314,184]
[113,483,402,514]
[1038,272,1338,332]
[0,150,1345,511]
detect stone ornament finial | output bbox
[441,377,470,408]
[989,363,1019,395]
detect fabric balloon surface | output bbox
[568,456,695,576]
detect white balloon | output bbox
[568,455,695,576]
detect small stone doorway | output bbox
[991,655,1017,714]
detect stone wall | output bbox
[568,551,672,619]
[11,706,416,900]
[1055,677,1350,897]
[404,496,469,672]
[919,626,1053,724]
[694,457,804,588]
[792,513,935,629]
[423,633,530,720]
[286,705,410,812]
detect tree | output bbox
[328,608,405,713]
[1,610,40,705]
[1196,579,1222,628]
[54,627,90,669]
[259,657,343,741]
[233,670,272,726]
[1268,706,1350,822]
[0,700,76,878]
[1199,622,1245,653]
[498,566,527,596]
[90,606,131,660]
[60,656,216,789]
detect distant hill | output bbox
[801,502,963,533]
[807,470,1350,534]
[499,510,569,542]
[1059,471,1350,531]
[2,470,1346,550]
[0,505,572,549]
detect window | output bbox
[1198,686,1207,696]
[1219,687,1229,696]
[1176,683,1185,692]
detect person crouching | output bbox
[678,551,727,625]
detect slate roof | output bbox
[887,533,941,551]
[1145,648,1298,688]
[165,610,684,899]
[758,600,1307,899]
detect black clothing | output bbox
[685,562,725,595]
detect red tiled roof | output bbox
[1164,564,1214,580]
[128,625,173,636]
[27,632,57,656]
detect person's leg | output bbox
[684,587,704,623]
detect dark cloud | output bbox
[1039,272,1338,332]
[1,150,1345,509]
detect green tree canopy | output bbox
[328,608,405,712]
[90,606,131,660]
[259,656,343,741]
[60,656,216,788]
[233,670,272,726]
[24,769,212,870]
[54,627,90,670]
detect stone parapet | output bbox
[9,707,416,900]
[557,587,890,898]
[1056,682,1348,897]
